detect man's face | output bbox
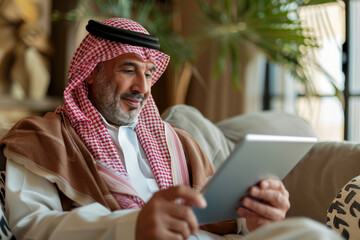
[86,53,155,126]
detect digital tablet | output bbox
[193,134,317,225]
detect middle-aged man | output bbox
[0,18,341,240]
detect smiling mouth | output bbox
[123,98,142,109]
[121,93,144,110]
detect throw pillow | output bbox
[327,175,360,240]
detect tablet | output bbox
[193,134,317,225]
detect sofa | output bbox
[1,104,359,239]
[161,104,360,238]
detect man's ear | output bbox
[85,67,98,84]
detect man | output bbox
[0,18,340,239]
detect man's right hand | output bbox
[136,185,207,240]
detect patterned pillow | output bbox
[0,207,15,240]
[327,175,360,240]
[0,177,15,239]
[0,163,15,239]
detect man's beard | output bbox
[91,68,147,126]
[100,93,147,126]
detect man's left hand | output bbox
[236,178,290,232]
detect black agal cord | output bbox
[86,20,160,50]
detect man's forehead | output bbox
[105,53,155,69]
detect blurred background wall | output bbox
[0,0,350,142]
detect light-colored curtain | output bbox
[270,2,345,141]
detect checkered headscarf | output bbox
[56,18,172,209]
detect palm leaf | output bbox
[196,0,339,95]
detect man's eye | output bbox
[145,73,152,79]
[123,70,134,74]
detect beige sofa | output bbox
[161,104,360,225]
[0,104,359,239]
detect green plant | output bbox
[195,0,341,96]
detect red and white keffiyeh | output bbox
[56,18,189,209]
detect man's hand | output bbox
[136,185,207,240]
[236,178,290,232]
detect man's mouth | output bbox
[123,98,142,108]
[121,93,144,110]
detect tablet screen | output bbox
[193,134,317,225]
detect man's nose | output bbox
[131,73,149,94]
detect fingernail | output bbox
[261,181,269,188]
[252,187,259,195]
[200,196,207,208]
[243,198,250,207]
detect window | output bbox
[265,2,347,141]
[347,0,360,141]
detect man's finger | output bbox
[165,215,193,239]
[167,204,199,234]
[241,196,285,220]
[160,230,185,240]
[237,207,272,232]
[249,187,289,210]
[259,179,288,196]
[157,185,207,209]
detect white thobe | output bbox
[3,118,243,239]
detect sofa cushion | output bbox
[326,175,360,240]
[216,110,318,144]
[283,141,360,224]
[161,105,232,169]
